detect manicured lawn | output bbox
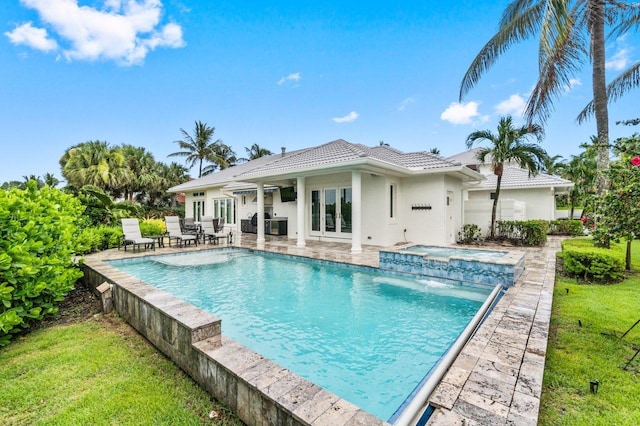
[0,313,242,425]
[539,240,640,425]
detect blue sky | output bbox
[1,0,638,183]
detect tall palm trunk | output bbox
[590,0,609,194]
[490,174,503,239]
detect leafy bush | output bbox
[560,239,625,282]
[75,225,123,255]
[457,224,483,244]
[140,218,166,236]
[0,181,84,345]
[548,219,584,236]
[496,220,548,246]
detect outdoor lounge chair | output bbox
[165,216,198,247]
[200,216,231,245]
[121,218,155,251]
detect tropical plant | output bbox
[561,140,598,219]
[168,121,230,177]
[60,141,129,192]
[201,141,237,176]
[0,180,84,346]
[596,134,640,269]
[466,116,548,238]
[79,185,141,226]
[244,143,273,161]
[460,0,640,194]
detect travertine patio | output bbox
[85,233,560,425]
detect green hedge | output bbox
[548,219,584,236]
[76,225,123,255]
[496,220,548,246]
[0,181,84,345]
[560,241,625,282]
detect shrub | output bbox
[75,225,123,255]
[0,181,84,345]
[140,218,166,236]
[457,224,483,244]
[561,242,625,283]
[548,219,584,236]
[496,220,548,246]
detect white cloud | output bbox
[565,78,582,93]
[606,48,630,71]
[277,72,301,86]
[440,101,486,125]
[6,0,185,66]
[398,97,416,111]
[332,111,359,123]
[5,22,58,52]
[494,93,526,117]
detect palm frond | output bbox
[577,60,640,123]
[460,1,544,100]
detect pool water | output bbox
[110,249,491,421]
[400,245,507,260]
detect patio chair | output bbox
[121,218,155,251]
[200,216,231,245]
[165,216,198,247]
[183,217,198,233]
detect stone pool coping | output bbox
[81,235,561,425]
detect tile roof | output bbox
[169,139,476,192]
[472,167,573,190]
[447,147,487,165]
[234,139,464,178]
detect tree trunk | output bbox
[490,174,502,239]
[590,0,609,194]
[626,240,632,271]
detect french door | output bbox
[310,187,352,236]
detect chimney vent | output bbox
[281,147,286,156]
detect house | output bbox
[169,139,484,251]
[448,148,574,233]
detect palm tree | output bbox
[542,154,566,176]
[245,143,273,160]
[120,144,162,201]
[43,172,60,188]
[59,141,128,191]
[168,121,228,178]
[460,0,640,194]
[561,141,598,219]
[466,116,548,238]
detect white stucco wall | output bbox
[467,187,556,221]
[182,170,466,248]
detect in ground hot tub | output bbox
[379,244,525,288]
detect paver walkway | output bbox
[427,237,560,425]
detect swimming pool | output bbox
[109,249,493,421]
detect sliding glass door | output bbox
[310,187,351,237]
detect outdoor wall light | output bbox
[590,379,599,394]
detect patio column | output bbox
[351,170,362,253]
[257,182,265,244]
[296,176,306,247]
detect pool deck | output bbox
[88,234,560,425]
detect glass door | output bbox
[309,187,351,236]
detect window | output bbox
[389,184,396,218]
[192,193,205,221]
[213,198,236,225]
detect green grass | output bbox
[539,240,640,425]
[0,315,242,425]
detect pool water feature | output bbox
[110,249,492,421]
[399,245,507,260]
[379,245,525,288]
